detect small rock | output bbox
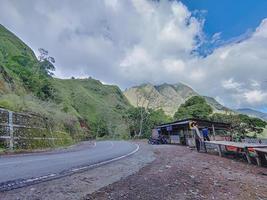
[227,178,235,181]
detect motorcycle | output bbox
[148,135,168,145]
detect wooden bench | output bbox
[204,141,267,164]
[254,148,267,166]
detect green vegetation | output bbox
[126,108,171,138]
[210,113,267,140]
[173,96,267,139]
[0,23,266,148]
[124,83,228,117]
[52,78,131,138]
[0,24,132,146]
[174,96,213,120]
[0,25,54,100]
[15,129,74,149]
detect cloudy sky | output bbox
[0,0,267,112]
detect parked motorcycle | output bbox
[148,135,168,145]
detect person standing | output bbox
[202,127,210,141]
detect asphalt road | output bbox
[0,141,139,190]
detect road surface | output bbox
[0,141,139,191]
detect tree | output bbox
[174,96,213,120]
[125,107,171,138]
[210,113,267,140]
[134,86,162,137]
[38,48,55,76]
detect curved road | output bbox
[0,141,139,191]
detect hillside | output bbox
[124,83,229,116]
[52,78,131,137]
[236,108,267,121]
[0,24,36,95]
[0,24,131,139]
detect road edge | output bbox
[0,142,139,192]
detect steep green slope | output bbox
[0,24,34,95]
[53,78,131,137]
[0,24,36,66]
[0,24,131,139]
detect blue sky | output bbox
[181,0,267,113]
[182,0,267,56]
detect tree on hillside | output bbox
[210,113,267,140]
[174,96,213,120]
[125,107,171,138]
[6,48,56,100]
[38,48,56,76]
[135,87,161,137]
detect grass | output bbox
[52,78,132,137]
[0,24,36,66]
[246,127,267,139]
[258,127,267,138]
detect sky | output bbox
[0,0,267,112]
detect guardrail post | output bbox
[8,111,14,151]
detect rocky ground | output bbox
[1,141,267,200]
[86,144,267,200]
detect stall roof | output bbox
[156,118,231,130]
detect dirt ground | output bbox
[1,141,267,200]
[86,144,267,200]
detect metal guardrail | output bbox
[242,138,267,145]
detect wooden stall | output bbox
[155,118,231,146]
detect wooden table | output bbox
[254,148,267,166]
[204,141,267,164]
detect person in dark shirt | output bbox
[202,127,210,141]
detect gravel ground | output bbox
[1,142,267,200]
[86,144,267,200]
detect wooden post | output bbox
[8,111,14,151]
[212,124,215,141]
[245,148,252,164]
[217,144,222,157]
[255,151,262,167]
[203,141,207,153]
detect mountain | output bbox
[0,24,131,139]
[124,83,229,116]
[236,108,267,121]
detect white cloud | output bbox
[244,90,267,104]
[0,0,266,110]
[250,80,260,88]
[222,78,242,91]
[162,59,185,74]
[104,0,120,11]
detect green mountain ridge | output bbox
[236,108,267,121]
[124,83,230,116]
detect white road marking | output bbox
[71,143,139,172]
[0,142,140,191]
